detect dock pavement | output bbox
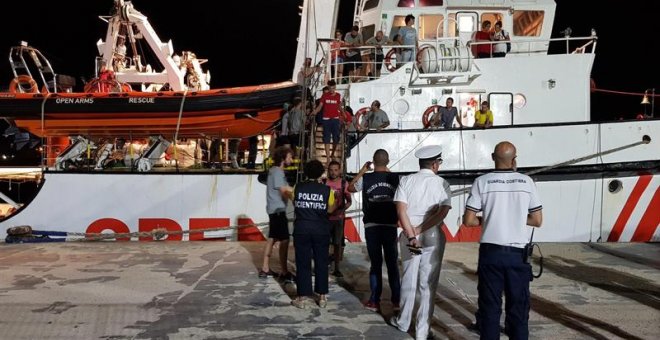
[0,242,658,339]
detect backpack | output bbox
[504,30,511,53]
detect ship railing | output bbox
[325,44,419,84]
[467,34,598,57]
[9,44,58,93]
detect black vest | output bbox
[362,172,399,225]
[293,181,331,234]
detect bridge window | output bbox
[513,10,544,37]
[419,15,444,39]
[480,12,504,30]
[362,24,376,41]
[398,0,415,8]
[456,14,476,34]
[364,0,379,11]
[420,0,443,6]
[390,15,408,40]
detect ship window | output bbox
[513,93,527,109]
[364,0,379,11]
[398,0,415,8]
[362,24,376,41]
[457,15,475,33]
[390,15,408,40]
[419,15,444,39]
[420,0,443,6]
[480,12,504,30]
[512,10,544,37]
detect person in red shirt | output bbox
[312,80,343,163]
[472,21,493,58]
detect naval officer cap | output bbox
[414,145,443,161]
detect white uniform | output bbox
[392,168,451,340]
[466,170,542,247]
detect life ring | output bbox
[354,107,370,129]
[422,105,442,129]
[9,75,38,93]
[384,49,397,72]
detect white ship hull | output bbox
[1,147,657,243]
[1,0,657,243]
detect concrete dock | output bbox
[0,242,658,339]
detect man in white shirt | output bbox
[463,141,543,339]
[390,145,452,340]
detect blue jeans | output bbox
[365,225,400,304]
[477,243,532,340]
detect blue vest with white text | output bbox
[293,181,331,235]
[362,172,399,224]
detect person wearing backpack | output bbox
[324,160,352,277]
[492,21,510,58]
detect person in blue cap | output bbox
[390,144,452,340]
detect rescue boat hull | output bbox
[0,81,300,138]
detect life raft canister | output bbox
[9,75,39,93]
[384,46,433,73]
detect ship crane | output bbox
[98,0,210,91]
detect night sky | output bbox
[0,0,657,164]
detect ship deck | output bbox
[0,242,657,339]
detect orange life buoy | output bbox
[9,75,38,94]
[384,49,397,72]
[354,107,370,129]
[422,105,442,129]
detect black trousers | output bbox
[477,243,532,340]
[294,233,330,296]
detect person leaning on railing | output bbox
[360,100,390,131]
[330,30,347,83]
[344,26,364,82]
[365,31,391,78]
[474,101,494,128]
[430,97,463,129]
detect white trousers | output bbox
[394,226,446,340]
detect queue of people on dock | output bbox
[259,139,542,340]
